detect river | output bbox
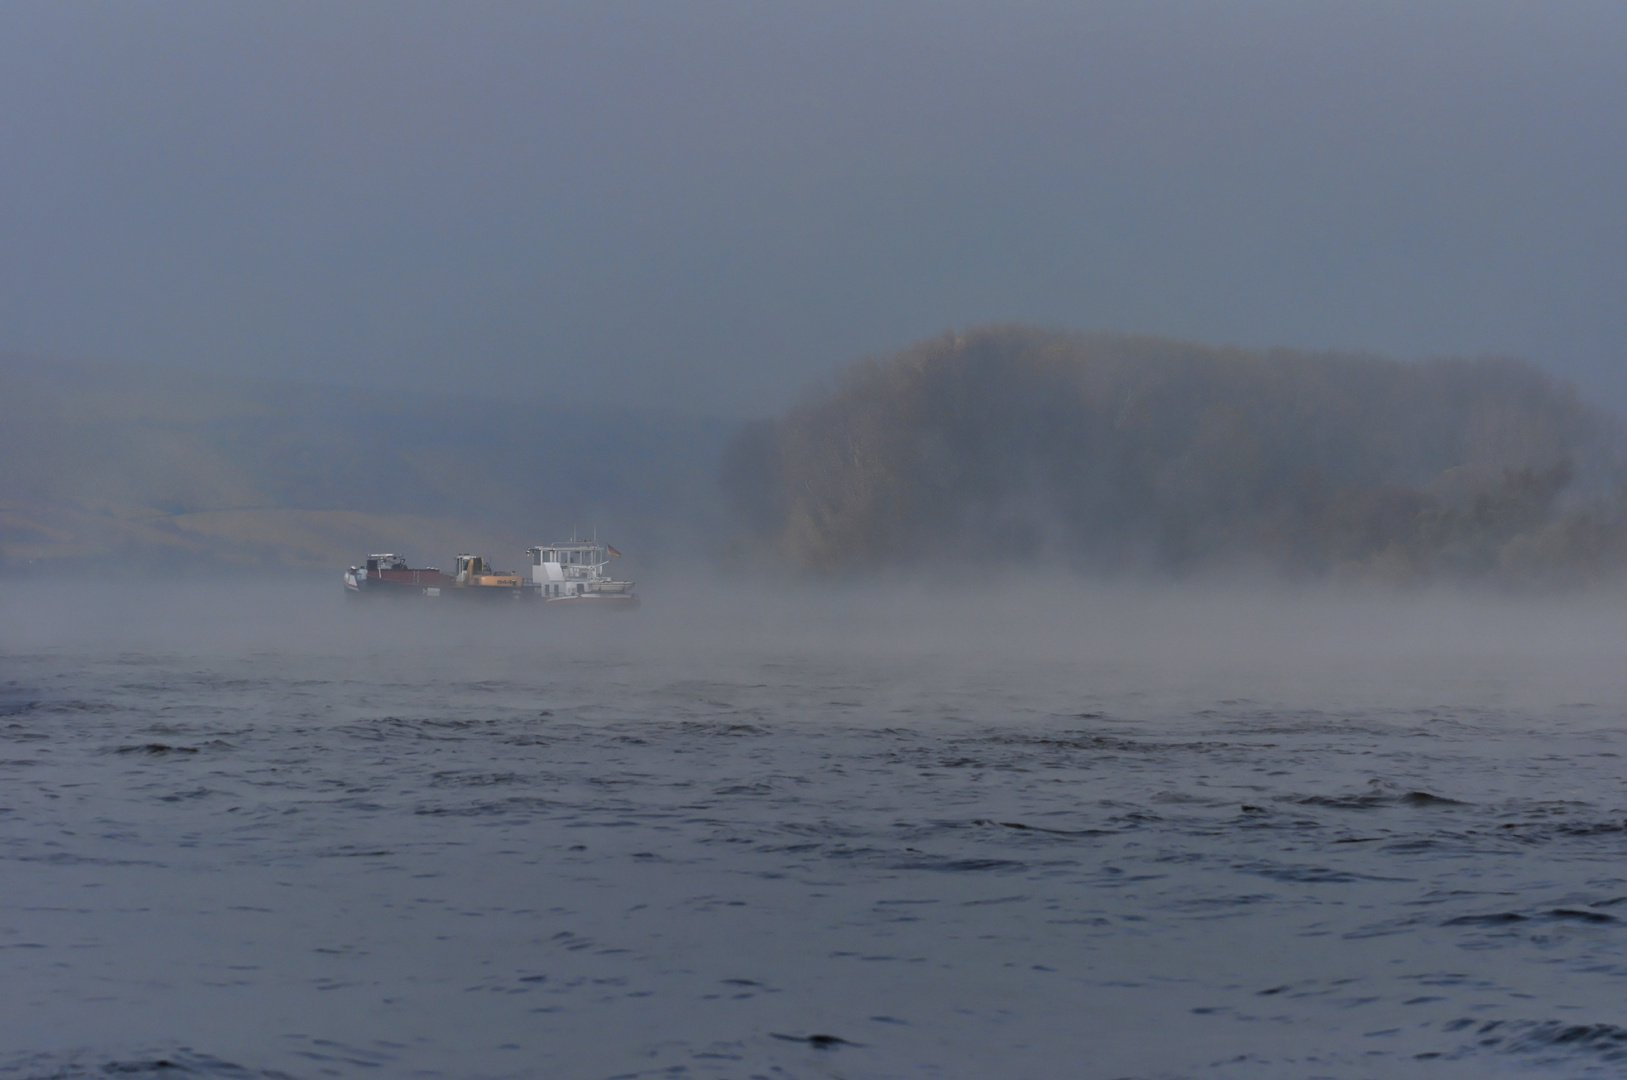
[3,578,1626,1079]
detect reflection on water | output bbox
[3,578,1627,1078]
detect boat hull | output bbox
[345,571,449,599]
[542,592,641,610]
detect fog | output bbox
[0,356,728,574]
[3,2,1627,415]
[11,575,1627,713]
[7,4,1627,1076]
[12,328,1627,586]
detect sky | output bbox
[2,1,1625,418]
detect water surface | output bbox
[3,579,1626,1078]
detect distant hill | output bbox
[0,356,732,573]
[723,327,1627,584]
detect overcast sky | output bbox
[3,2,1624,417]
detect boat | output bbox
[344,552,523,601]
[344,553,450,597]
[344,539,637,608]
[527,538,639,608]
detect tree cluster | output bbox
[722,327,1627,584]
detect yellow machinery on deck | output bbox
[453,554,523,589]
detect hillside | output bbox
[723,327,1627,584]
[0,357,731,573]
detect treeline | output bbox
[722,327,1627,584]
[0,357,732,570]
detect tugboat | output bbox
[527,538,639,608]
[344,554,450,598]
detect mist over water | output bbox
[6,2,1627,1074]
[5,577,1627,1078]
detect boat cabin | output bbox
[527,541,631,598]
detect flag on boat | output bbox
[607,545,622,557]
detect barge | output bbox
[345,539,637,608]
[344,554,449,597]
